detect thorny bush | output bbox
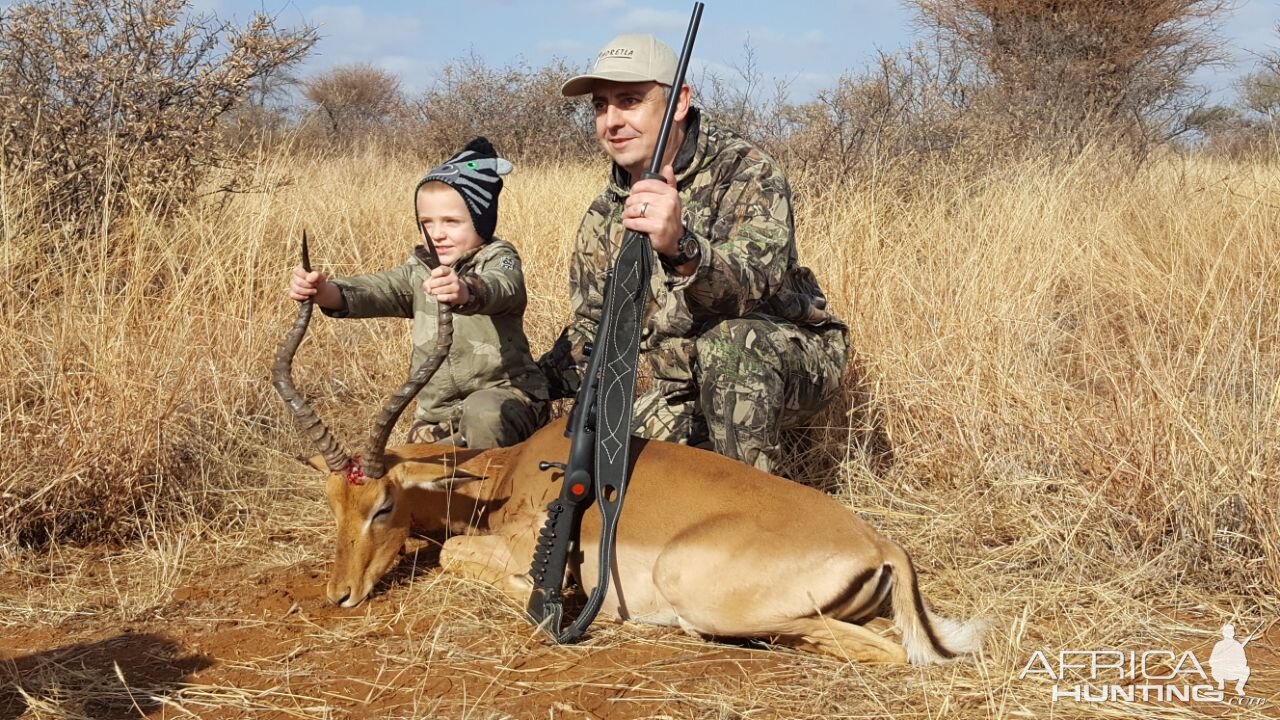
[0,0,315,225]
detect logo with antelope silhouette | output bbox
[1020,620,1266,707]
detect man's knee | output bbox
[691,317,847,473]
[695,318,782,385]
[633,389,706,446]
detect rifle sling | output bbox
[525,0,702,642]
[526,230,652,642]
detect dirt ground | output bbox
[0,536,897,719]
[3,531,1277,720]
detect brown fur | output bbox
[314,418,981,665]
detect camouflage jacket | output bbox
[539,108,846,399]
[325,239,548,424]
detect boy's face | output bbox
[416,184,484,266]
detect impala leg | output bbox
[652,514,906,663]
[768,617,908,664]
[676,608,906,663]
[440,533,535,602]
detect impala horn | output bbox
[271,231,353,473]
[361,242,454,479]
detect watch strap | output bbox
[661,230,700,268]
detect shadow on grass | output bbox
[363,534,446,602]
[0,631,212,720]
[782,351,897,489]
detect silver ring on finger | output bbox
[640,202,649,218]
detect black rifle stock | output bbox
[526,2,705,643]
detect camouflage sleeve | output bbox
[323,260,417,319]
[668,157,793,317]
[536,198,609,399]
[538,327,580,400]
[452,243,527,317]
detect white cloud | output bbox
[310,4,424,47]
[374,54,439,85]
[300,5,438,89]
[612,6,689,35]
[536,38,595,58]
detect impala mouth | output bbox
[329,583,370,608]
[327,575,373,608]
[327,584,355,607]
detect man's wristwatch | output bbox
[662,230,701,268]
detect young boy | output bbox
[287,138,549,448]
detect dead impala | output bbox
[273,239,985,665]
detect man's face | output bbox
[591,80,688,176]
[416,184,484,266]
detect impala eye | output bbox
[372,501,393,519]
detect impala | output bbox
[273,241,984,665]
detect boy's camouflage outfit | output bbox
[540,108,848,473]
[326,239,549,448]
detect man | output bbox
[539,34,848,474]
[1209,623,1252,696]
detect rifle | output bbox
[526,2,705,643]
[1240,620,1265,646]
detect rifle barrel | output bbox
[647,2,704,178]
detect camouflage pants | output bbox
[408,388,548,449]
[633,315,848,474]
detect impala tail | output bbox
[884,543,986,665]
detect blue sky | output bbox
[197,0,1278,104]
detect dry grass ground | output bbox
[1,148,1277,718]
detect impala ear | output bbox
[297,454,329,473]
[398,468,485,492]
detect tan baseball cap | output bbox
[561,34,678,97]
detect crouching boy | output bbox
[287,138,549,448]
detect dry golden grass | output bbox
[1,147,1277,718]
